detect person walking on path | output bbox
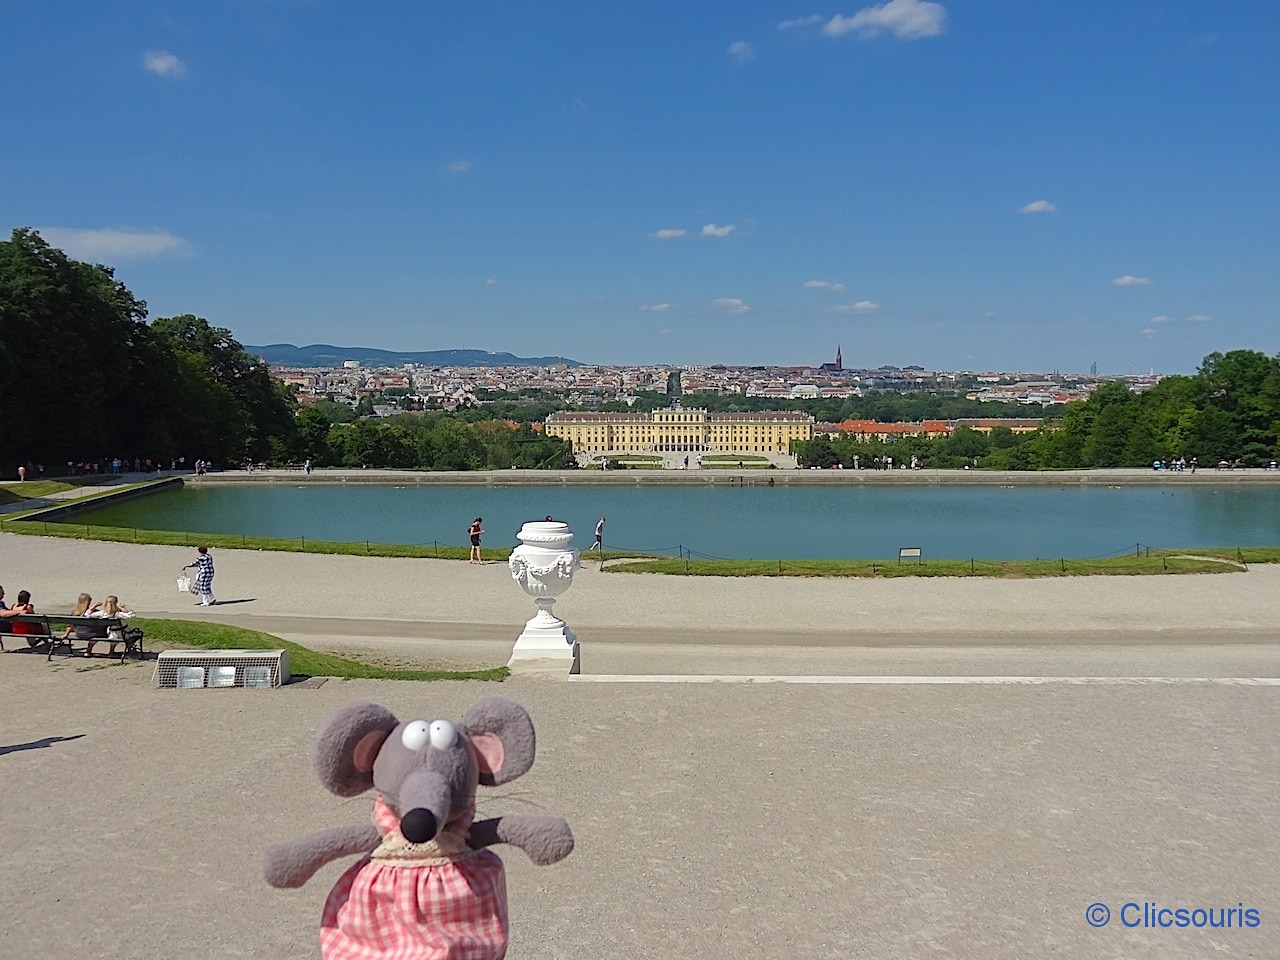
[468,517,484,564]
[181,545,217,606]
[590,516,606,557]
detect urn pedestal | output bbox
[507,521,580,673]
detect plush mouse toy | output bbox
[264,697,573,959]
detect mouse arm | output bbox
[264,823,381,888]
[468,814,574,866]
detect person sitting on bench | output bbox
[61,593,109,656]
[90,595,136,658]
[0,585,21,635]
[8,590,43,646]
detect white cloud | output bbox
[825,0,947,40]
[1111,274,1153,287]
[728,41,754,63]
[640,303,672,312]
[1150,315,1171,324]
[1186,314,1212,323]
[804,280,847,293]
[652,228,687,239]
[1019,199,1057,214]
[485,277,498,286]
[35,227,192,262]
[712,298,751,314]
[837,300,881,313]
[1141,328,1158,339]
[779,15,824,30]
[701,223,735,238]
[445,160,472,173]
[143,49,187,78]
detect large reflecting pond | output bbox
[64,484,1280,560]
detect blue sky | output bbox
[4,2,1277,373]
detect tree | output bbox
[1195,350,1280,464]
[296,407,335,464]
[797,435,839,468]
[938,427,990,464]
[419,418,486,470]
[1077,382,1135,467]
[151,314,298,462]
[0,228,152,471]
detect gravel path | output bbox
[2,533,1277,959]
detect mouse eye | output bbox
[429,720,458,750]
[401,720,431,751]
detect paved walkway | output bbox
[1,528,1278,959]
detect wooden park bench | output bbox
[0,614,142,662]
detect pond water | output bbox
[64,483,1280,561]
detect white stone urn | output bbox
[507,521,580,671]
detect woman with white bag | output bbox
[181,545,217,606]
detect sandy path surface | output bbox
[3,533,1280,670]
[2,534,1278,959]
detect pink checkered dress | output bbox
[319,796,509,960]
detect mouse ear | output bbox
[312,702,399,797]
[460,697,536,786]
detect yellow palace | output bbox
[544,406,814,454]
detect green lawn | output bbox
[0,518,507,561]
[0,477,115,505]
[133,618,508,681]
[603,549,1272,578]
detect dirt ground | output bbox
[2,534,1277,959]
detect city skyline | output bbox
[248,340,1152,380]
[4,2,1277,374]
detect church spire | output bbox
[836,344,842,370]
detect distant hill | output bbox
[245,343,584,368]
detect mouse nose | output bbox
[400,808,439,844]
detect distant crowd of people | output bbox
[1155,456,1280,471]
[1152,457,1198,472]
[13,457,220,480]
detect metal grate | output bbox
[153,649,291,689]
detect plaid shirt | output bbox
[320,797,509,959]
